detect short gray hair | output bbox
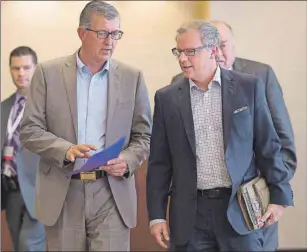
[79,0,120,28]
[176,20,219,48]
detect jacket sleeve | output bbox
[253,77,293,206]
[146,91,172,221]
[265,66,296,177]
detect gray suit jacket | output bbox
[147,69,294,245]
[171,58,296,176]
[20,53,152,228]
[1,94,39,219]
[233,57,296,176]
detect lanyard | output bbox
[6,105,25,143]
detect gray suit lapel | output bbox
[1,94,15,148]
[106,60,120,147]
[221,69,236,151]
[62,54,78,138]
[177,80,196,156]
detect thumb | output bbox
[161,225,170,241]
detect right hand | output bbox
[65,144,97,162]
[150,222,170,249]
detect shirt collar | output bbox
[76,51,110,75]
[189,65,221,90]
[15,92,26,104]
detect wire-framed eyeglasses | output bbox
[85,28,124,40]
[172,44,211,57]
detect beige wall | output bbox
[1,1,194,105]
[1,0,306,249]
[211,1,307,248]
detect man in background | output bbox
[1,46,46,251]
[20,0,152,251]
[212,20,296,251]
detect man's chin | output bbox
[182,71,192,79]
[15,83,28,89]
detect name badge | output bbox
[3,146,14,161]
[3,162,12,177]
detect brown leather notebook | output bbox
[237,175,270,230]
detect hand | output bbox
[99,156,128,177]
[65,144,97,162]
[259,204,286,227]
[150,222,170,249]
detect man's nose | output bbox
[104,34,112,44]
[18,68,25,76]
[178,52,188,62]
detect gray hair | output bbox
[79,0,120,28]
[176,20,219,48]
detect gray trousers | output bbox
[5,190,46,251]
[45,177,130,251]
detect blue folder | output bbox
[67,136,126,176]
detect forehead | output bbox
[10,55,34,67]
[176,29,203,48]
[90,14,120,30]
[215,23,232,42]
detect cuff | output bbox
[149,219,166,227]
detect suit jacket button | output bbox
[192,194,197,199]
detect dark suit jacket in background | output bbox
[1,94,39,218]
[233,57,296,176]
[147,69,294,246]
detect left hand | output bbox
[259,204,286,227]
[99,156,128,177]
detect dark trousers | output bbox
[172,190,277,251]
[3,183,46,251]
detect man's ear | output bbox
[77,27,86,42]
[210,45,219,60]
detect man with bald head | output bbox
[170,20,296,251]
[213,20,296,251]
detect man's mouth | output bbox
[181,66,192,70]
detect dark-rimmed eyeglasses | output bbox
[85,28,124,40]
[172,45,211,57]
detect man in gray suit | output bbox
[169,20,296,250]
[147,20,294,251]
[20,1,152,251]
[212,20,296,250]
[1,46,46,251]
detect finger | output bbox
[261,208,273,223]
[73,150,85,158]
[264,215,276,227]
[99,166,107,171]
[154,232,168,249]
[67,153,75,162]
[76,145,92,153]
[107,164,126,173]
[107,157,120,165]
[85,144,97,150]
[161,225,170,241]
[82,152,92,159]
[108,170,125,177]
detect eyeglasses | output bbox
[84,28,124,40]
[172,45,211,57]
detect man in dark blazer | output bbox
[147,20,294,251]
[1,46,46,251]
[169,20,296,250]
